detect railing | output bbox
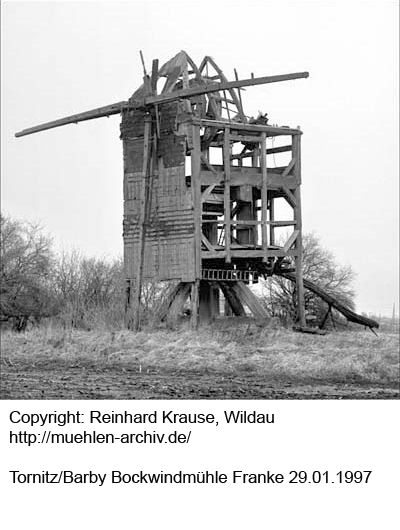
[201,269,259,282]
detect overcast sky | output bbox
[1,1,398,317]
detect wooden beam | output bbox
[190,280,200,329]
[200,154,222,177]
[270,220,297,227]
[199,119,301,136]
[260,132,268,262]
[230,220,259,226]
[234,68,244,117]
[198,281,219,323]
[281,156,297,177]
[151,59,161,137]
[280,272,379,329]
[15,106,301,139]
[191,125,202,279]
[139,50,148,75]
[162,66,182,93]
[280,186,297,208]
[150,59,159,93]
[201,183,217,203]
[201,249,297,259]
[269,195,275,246]
[219,282,246,316]
[15,101,129,137]
[15,68,308,137]
[292,134,306,327]
[155,282,182,321]
[201,56,246,122]
[132,114,152,331]
[145,71,309,106]
[200,166,298,189]
[231,134,263,143]
[166,282,191,328]
[232,282,269,321]
[267,144,293,155]
[204,219,296,226]
[201,234,215,251]
[319,305,332,330]
[283,229,300,253]
[223,127,231,263]
[231,145,292,160]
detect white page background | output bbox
[1,400,398,529]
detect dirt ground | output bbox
[2,360,398,400]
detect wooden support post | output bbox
[234,68,244,117]
[319,305,332,329]
[150,59,159,92]
[236,201,254,245]
[330,310,337,330]
[198,281,219,324]
[234,145,257,248]
[132,114,152,331]
[232,281,269,321]
[166,283,191,329]
[150,59,161,137]
[125,279,133,328]
[269,197,275,245]
[282,156,296,177]
[192,125,202,279]
[224,300,234,316]
[260,132,268,261]
[292,134,306,328]
[223,127,231,262]
[251,146,259,167]
[210,283,220,318]
[190,280,200,329]
[283,230,300,253]
[154,282,182,322]
[219,282,246,316]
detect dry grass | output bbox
[1,319,399,387]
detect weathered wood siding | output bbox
[121,103,195,282]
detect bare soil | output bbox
[1,361,398,400]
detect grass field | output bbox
[1,320,399,399]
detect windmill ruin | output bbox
[15,51,378,332]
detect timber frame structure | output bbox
[15,51,379,332]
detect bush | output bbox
[0,215,57,330]
[52,251,125,329]
[1,214,168,331]
[263,233,355,326]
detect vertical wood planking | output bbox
[191,124,202,279]
[292,133,306,327]
[260,132,268,261]
[223,127,231,263]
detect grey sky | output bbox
[1,1,398,316]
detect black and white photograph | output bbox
[1,1,399,401]
[1,2,399,529]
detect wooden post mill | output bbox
[15,51,380,332]
[15,50,310,330]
